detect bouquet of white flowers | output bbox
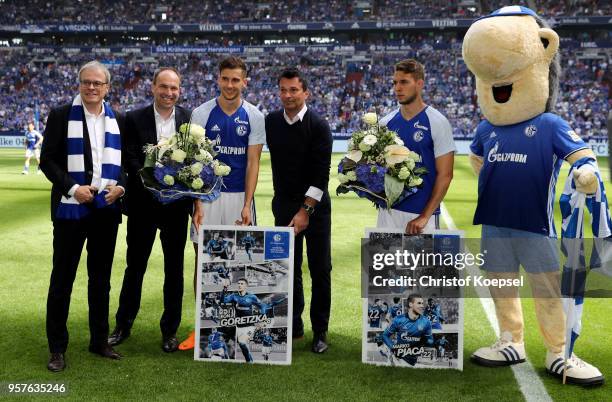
[337,112,427,209]
[140,123,230,203]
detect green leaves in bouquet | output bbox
[413,166,427,176]
[384,174,404,208]
[143,148,157,168]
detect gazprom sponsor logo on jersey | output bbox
[487,141,528,164]
[234,117,249,125]
[212,133,246,155]
[216,145,246,155]
[264,231,290,260]
[414,121,428,131]
[524,125,537,137]
[413,130,424,142]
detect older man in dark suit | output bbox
[108,67,192,353]
[41,61,125,372]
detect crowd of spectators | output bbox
[1,0,610,25]
[2,46,608,139]
[485,0,612,17]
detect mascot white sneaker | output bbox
[472,331,525,366]
[462,5,603,386]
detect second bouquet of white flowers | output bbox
[140,123,231,203]
[337,112,427,208]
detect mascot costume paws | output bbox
[462,5,603,385]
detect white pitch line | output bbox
[440,202,553,402]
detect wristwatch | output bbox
[301,203,315,216]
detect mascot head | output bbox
[462,6,560,126]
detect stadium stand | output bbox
[0,0,609,140]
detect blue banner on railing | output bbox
[3,16,611,34]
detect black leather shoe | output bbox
[108,327,130,346]
[89,344,122,360]
[47,353,65,372]
[162,335,179,353]
[312,332,329,354]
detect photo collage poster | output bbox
[362,229,464,370]
[195,225,294,365]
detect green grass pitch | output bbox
[1,148,611,401]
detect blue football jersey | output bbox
[25,130,42,150]
[216,265,230,279]
[261,334,274,347]
[223,292,267,318]
[389,303,403,318]
[425,304,444,329]
[191,99,265,193]
[368,305,384,328]
[470,113,588,236]
[380,106,456,214]
[209,332,225,350]
[242,235,255,248]
[383,314,433,349]
[207,239,227,254]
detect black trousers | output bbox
[273,196,332,334]
[115,201,189,337]
[46,209,119,353]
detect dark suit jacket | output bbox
[40,103,126,222]
[265,108,333,216]
[122,104,192,215]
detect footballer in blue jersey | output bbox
[437,335,449,361]
[368,299,385,329]
[425,298,445,330]
[23,122,43,174]
[206,233,230,260]
[184,57,266,349]
[208,328,229,359]
[377,59,456,234]
[387,297,403,321]
[214,264,231,286]
[221,278,270,363]
[190,56,265,229]
[241,232,256,262]
[259,331,275,361]
[383,294,434,366]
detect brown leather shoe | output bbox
[88,344,122,360]
[162,335,179,353]
[47,353,65,372]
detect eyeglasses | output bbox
[80,80,108,88]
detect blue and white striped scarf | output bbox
[559,156,612,358]
[560,157,612,239]
[56,94,121,219]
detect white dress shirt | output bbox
[154,104,176,142]
[283,104,323,202]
